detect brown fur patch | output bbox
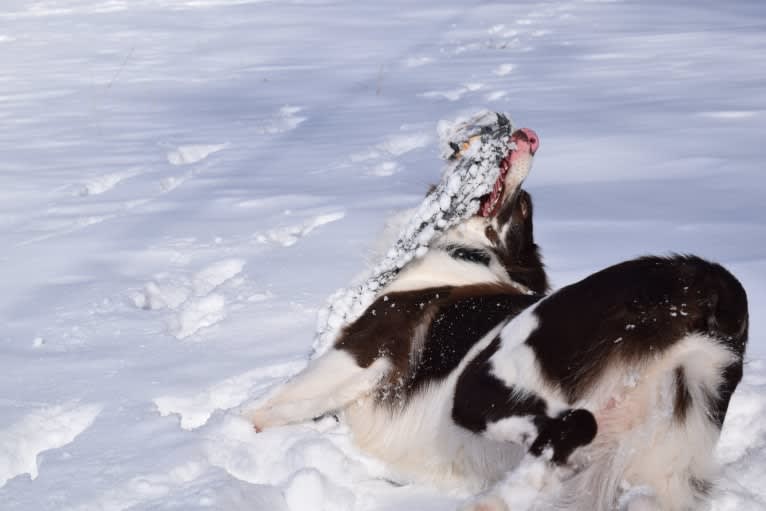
[673,367,693,422]
[335,283,541,403]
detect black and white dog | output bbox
[251,129,748,510]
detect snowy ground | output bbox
[1,0,765,509]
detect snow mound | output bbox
[170,294,226,339]
[0,402,102,487]
[133,279,190,311]
[166,143,229,166]
[132,258,247,339]
[421,83,484,101]
[77,169,140,196]
[257,106,307,135]
[378,132,433,157]
[155,360,304,430]
[203,415,376,511]
[192,258,246,296]
[284,468,355,511]
[256,212,346,247]
[65,461,207,511]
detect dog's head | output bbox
[427,127,547,294]
[480,129,547,294]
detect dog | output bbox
[250,128,748,510]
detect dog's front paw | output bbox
[246,406,275,433]
[529,408,597,464]
[457,494,509,511]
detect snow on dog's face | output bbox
[437,127,546,294]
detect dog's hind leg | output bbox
[452,318,597,466]
[250,348,391,431]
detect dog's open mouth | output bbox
[479,128,539,217]
[478,152,511,218]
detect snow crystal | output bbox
[155,360,304,430]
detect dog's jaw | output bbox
[479,128,538,218]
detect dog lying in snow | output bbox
[250,128,748,511]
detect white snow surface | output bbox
[1,0,765,510]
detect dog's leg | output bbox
[452,328,597,465]
[250,349,390,431]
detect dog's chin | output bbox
[479,129,536,218]
[480,186,523,229]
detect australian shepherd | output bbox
[250,129,748,511]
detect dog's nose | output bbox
[512,128,540,156]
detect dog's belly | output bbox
[343,375,525,491]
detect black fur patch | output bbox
[709,361,745,428]
[335,287,449,371]
[493,190,548,294]
[444,244,492,266]
[530,408,598,465]
[335,284,540,403]
[673,367,692,422]
[411,288,539,394]
[452,337,547,433]
[523,255,749,403]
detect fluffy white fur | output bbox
[385,217,514,293]
[463,329,738,511]
[250,350,391,431]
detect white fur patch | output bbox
[384,216,510,293]
[344,322,526,491]
[550,333,739,511]
[498,306,539,349]
[490,314,568,411]
[250,350,391,430]
[384,250,503,292]
[485,416,538,446]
